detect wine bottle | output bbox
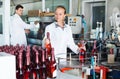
[48,48,57,78]
[92,40,98,66]
[45,48,52,78]
[38,46,42,65]
[92,40,97,56]
[15,47,20,74]
[45,32,52,55]
[23,46,33,79]
[16,50,24,79]
[32,46,41,79]
[31,45,37,68]
[21,45,26,69]
[78,40,86,63]
[41,49,47,79]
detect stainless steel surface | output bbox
[57,56,91,79]
[40,16,54,22]
[47,70,82,79]
[56,70,81,79]
[101,61,120,67]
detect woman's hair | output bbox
[15,4,23,10]
[55,5,66,14]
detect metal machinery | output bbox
[109,7,120,41]
[26,16,54,46]
[67,16,82,57]
[67,16,83,43]
[86,7,120,79]
[68,16,82,35]
[64,12,120,79]
[60,14,120,79]
[25,14,120,79]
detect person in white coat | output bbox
[43,6,86,59]
[10,4,38,46]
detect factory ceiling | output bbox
[10,0,41,6]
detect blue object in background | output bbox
[82,15,88,36]
[109,70,120,79]
[91,57,96,79]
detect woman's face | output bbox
[55,8,66,22]
[15,8,23,16]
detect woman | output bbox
[43,6,85,59]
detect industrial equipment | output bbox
[27,16,54,45]
[96,22,103,39]
[110,7,120,40]
[68,16,82,34]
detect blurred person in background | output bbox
[10,4,38,46]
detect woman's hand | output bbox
[45,38,50,45]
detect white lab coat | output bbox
[10,14,34,46]
[44,22,79,59]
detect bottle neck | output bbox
[47,32,50,40]
[42,50,45,62]
[26,52,30,66]
[26,45,31,66]
[51,48,55,62]
[36,51,39,64]
[19,53,22,69]
[45,49,48,59]
[19,50,23,69]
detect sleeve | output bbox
[42,24,51,48]
[19,16,35,29]
[67,26,79,54]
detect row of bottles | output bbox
[0,44,56,79]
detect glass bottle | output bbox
[23,48,32,79]
[32,47,41,79]
[78,40,86,63]
[48,48,57,78]
[92,40,97,56]
[45,32,52,55]
[16,50,24,79]
[92,40,97,66]
[40,49,47,79]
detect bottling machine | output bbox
[26,16,54,46]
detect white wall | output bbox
[0,0,10,46]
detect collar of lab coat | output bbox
[54,22,67,28]
[14,13,20,17]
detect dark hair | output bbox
[15,4,23,10]
[55,5,66,14]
